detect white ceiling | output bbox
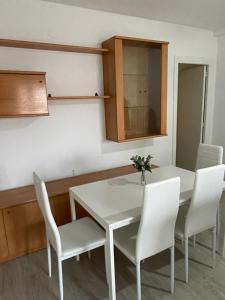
[43,0,225,32]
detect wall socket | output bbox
[72,169,76,176]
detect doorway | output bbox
[176,63,208,171]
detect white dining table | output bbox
[69,165,195,300]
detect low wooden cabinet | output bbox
[3,202,46,258]
[0,165,138,263]
[102,36,168,142]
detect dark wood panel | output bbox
[50,194,71,226]
[0,210,8,262]
[3,202,46,258]
[0,71,48,117]
[161,43,168,135]
[0,38,109,54]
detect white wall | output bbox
[213,34,225,155]
[0,0,218,190]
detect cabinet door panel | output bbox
[0,209,8,261]
[124,74,141,107]
[51,194,71,226]
[141,75,150,107]
[0,72,48,117]
[51,193,89,226]
[3,202,46,257]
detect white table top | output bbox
[70,165,195,230]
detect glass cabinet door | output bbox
[123,41,162,139]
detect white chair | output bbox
[114,177,180,300]
[192,143,223,246]
[175,164,225,283]
[196,143,223,170]
[33,172,106,300]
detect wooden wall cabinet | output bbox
[0,71,49,117]
[102,36,169,142]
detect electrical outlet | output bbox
[72,169,76,176]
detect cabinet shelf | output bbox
[47,95,110,100]
[0,38,109,55]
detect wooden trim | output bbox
[114,35,169,45]
[0,38,109,55]
[161,43,168,135]
[115,38,125,141]
[0,113,49,118]
[0,70,46,75]
[118,134,167,143]
[48,95,110,100]
[102,37,119,141]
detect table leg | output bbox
[69,190,80,261]
[106,227,116,300]
[69,190,76,221]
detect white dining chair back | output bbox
[196,143,223,170]
[175,164,225,283]
[185,164,225,237]
[114,177,180,299]
[33,172,62,256]
[136,177,180,262]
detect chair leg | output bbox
[212,227,216,268]
[104,244,109,285]
[136,262,141,300]
[181,237,184,247]
[88,251,91,260]
[185,237,189,283]
[170,246,174,294]
[193,235,196,248]
[216,207,220,252]
[58,259,63,300]
[217,207,220,236]
[47,239,52,277]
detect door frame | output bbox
[172,56,216,165]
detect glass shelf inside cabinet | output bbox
[123,42,162,139]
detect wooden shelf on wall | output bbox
[47,95,110,100]
[0,38,109,55]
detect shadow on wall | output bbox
[0,117,36,130]
[101,138,154,154]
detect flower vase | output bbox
[141,170,146,186]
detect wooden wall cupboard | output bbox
[102,36,169,142]
[0,71,48,117]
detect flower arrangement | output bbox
[130,155,153,185]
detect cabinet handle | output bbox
[139,91,142,94]
[7,210,10,215]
